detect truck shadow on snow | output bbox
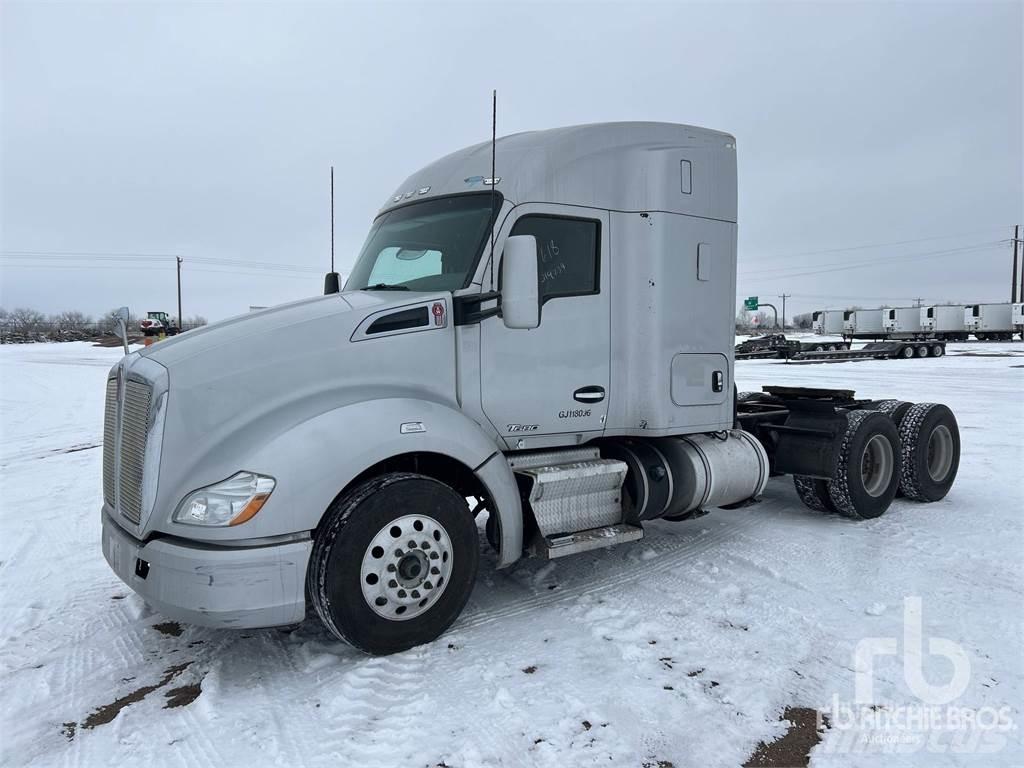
[63,492,839,755]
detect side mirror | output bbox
[501,235,539,329]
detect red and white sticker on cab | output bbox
[432,301,446,327]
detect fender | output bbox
[155,397,524,568]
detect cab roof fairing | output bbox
[379,122,737,223]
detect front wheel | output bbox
[307,472,479,655]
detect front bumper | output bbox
[101,508,311,629]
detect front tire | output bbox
[307,472,479,655]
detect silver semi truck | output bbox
[101,123,961,654]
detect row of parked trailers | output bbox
[812,302,1024,341]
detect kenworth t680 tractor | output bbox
[102,123,960,654]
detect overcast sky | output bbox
[2,1,1021,322]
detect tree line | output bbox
[0,307,208,343]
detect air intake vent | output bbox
[117,379,153,524]
[102,378,118,507]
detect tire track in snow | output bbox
[317,652,437,764]
[458,515,761,630]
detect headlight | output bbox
[173,472,275,527]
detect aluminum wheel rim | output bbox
[360,514,453,621]
[861,434,893,497]
[927,425,954,481]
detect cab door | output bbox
[480,205,610,444]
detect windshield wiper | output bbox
[360,283,410,291]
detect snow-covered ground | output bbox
[1,341,1021,767]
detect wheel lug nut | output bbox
[431,566,440,575]
[387,564,396,572]
[424,581,432,590]
[422,541,431,549]
[429,552,439,560]
[411,590,420,599]
[388,579,398,588]
[397,589,407,598]
[395,549,404,558]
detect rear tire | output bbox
[828,411,901,519]
[898,403,960,502]
[901,346,914,359]
[794,475,838,513]
[307,472,479,655]
[915,345,929,358]
[872,399,913,428]
[930,344,944,357]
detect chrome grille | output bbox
[102,378,118,506]
[117,379,153,524]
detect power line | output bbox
[741,241,1009,280]
[0,263,317,280]
[0,251,323,273]
[740,226,1013,264]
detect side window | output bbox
[510,215,599,302]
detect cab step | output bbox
[532,523,644,559]
[511,449,627,537]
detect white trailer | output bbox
[843,309,884,338]
[964,303,1014,341]
[812,310,845,335]
[920,305,968,341]
[1011,303,1023,340]
[882,307,922,336]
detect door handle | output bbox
[574,386,606,403]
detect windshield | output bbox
[345,193,501,292]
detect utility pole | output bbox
[777,293,790,329]
[176,256,183,330]
[1012,224,1020,303]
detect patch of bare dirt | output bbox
[152,621,183,637]
[164,681,202,709]
[62,663,196,739]
[744,707,829,767]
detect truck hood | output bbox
[141,291,406,367]
[136,290,460,534]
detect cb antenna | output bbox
[324,165,340,294]
[489,89,497,290]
